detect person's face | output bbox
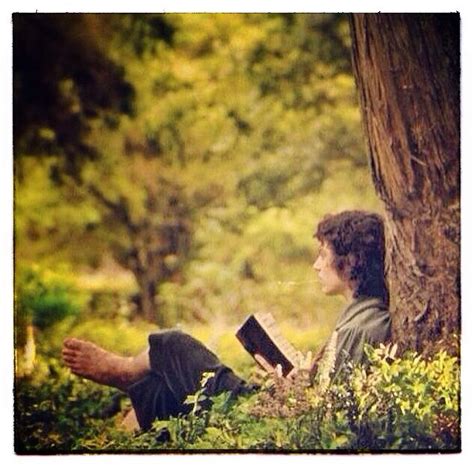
[313,242,351,297]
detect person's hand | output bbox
[287,351,313,378]
[297,350,314,371]
[254,353,276,374]
[254,351,313,379]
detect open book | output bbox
[236,312,300,377]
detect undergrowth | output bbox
[15,343,460,453]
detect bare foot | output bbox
[62,338,149,391]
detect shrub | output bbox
[14,343,460,453]
[132,343,460,452]
[342,344,461,451]
[15,265,83,331]
[14,356,120,453]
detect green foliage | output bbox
[13,14,134,162]
[15,343,460,453]
[15,13,375,325]
[137,344,460,452]
[14,356,119,453]
[343,344,461,450]
[15,265,84,331]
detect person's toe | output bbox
[62,350,77,363]
[62,346,77,356]
[63,337,85,350]
[63,357,75,368]
[62,347,79,365]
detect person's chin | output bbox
[320,282,335,296]
[321,286,331,295]
[323,287,337,296]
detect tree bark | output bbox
[122,218,190,326]
[135,273,160,324]
[349,13,460,354]
[87,180,191,326]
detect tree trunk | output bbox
[349,14,460,354]
[123,218,190,326]
[136,275,160,325]
[126,246,167,326]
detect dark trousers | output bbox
[127,330,250,430]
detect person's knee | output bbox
[150,328,186,342]
[165,330,202,351]
[149,329,218,364]
[148,329,192,354]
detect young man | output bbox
[62,210,391,431]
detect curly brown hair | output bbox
[314,210,389,305]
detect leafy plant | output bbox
[14,332,460,453]
[15,265,83,331]
[137,343,460,452]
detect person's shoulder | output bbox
[337,296,390,335]
[352,296,388,317]
[358,299,391,341]
[363,297,390,319]
[350,297,390,332]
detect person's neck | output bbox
[342,287,355,302]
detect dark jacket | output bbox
[315,296,391,384]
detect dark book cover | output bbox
[236,313,298,377]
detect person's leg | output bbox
[62,338,150,391]
[62,331,253,431]
[147,330,250,403]
[126,330,252,431]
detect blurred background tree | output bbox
[13,14,134,170]
[14,13,381,335]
